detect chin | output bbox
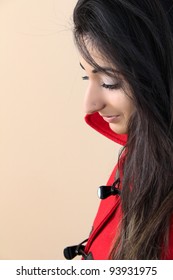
[109,123,127,135]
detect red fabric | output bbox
[85,113,127,145]
[83,112,173,259]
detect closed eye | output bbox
[102,83,121,90]
[82,76,121,90]
[82,76,89,80]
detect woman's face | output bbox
[79,47,135,135]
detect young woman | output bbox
[64,0,173,260]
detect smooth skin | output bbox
[79,46,135,135]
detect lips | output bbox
[101,115,120,123]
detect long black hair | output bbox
[73,0,173,259]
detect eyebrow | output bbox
[79,62,119,74]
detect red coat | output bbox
[83,112,173,260]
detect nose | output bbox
[83,82,106,114]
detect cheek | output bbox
[123,101,135,119]
[111,94,135,116]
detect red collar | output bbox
[85,112,127,145]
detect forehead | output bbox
[79,52,120,79]
[79,52,103,68]
[79,36,114,70]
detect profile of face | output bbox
[79,46,136,135]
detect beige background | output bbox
[0,0,121,259]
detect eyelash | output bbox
[82,76,89,81]
[102,83,120,90]
[82,76,120,90]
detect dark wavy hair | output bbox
[73,0,173,259]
